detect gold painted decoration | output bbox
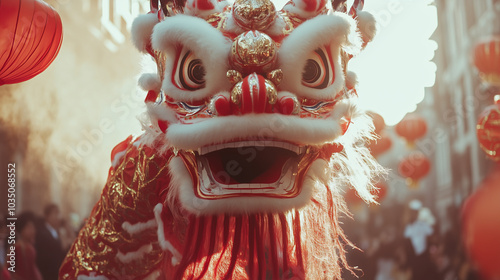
[266,69,283,86]
[59,138,174,279]
[230,30,277,74]
[232,0,277,30]
[230,81,243,105]
[154,50,167,82]
[264,79,278,104]
[227,69,243,84]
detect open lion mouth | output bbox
[194,141,306,198]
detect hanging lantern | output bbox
[476,96,500,161]
[473,37,500,86]
[0,0,63,85]
[368,132,392,157]
[395,114,427,147]
[367,111,386,134]
[398,152,431,188]
[462,165,500,279]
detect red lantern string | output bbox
[0,0,63,85]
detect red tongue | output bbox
[204,147,294,184]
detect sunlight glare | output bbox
[349,0,438,125]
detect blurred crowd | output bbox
[0,200,483,280]
[341,200,481,280]
[0,204,77,280]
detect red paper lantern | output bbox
[476,97,500,161]
[473,37,500,86]
[395,114,427,147]
[462,165,500,279]
[367,111,386,134]
[398,152,431,188]
[0,0,63,85]
[368,132,392,157]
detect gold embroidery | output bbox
[61,142,171,279]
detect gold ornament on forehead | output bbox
[232,0,276,30]
[230,30,277,73]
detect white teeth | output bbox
[198,141,304,156]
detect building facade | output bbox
[423,0,499,230]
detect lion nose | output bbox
[210,70,284,116]
[232,73,277,114]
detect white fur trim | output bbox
[153,203,182,262]
[77,275,109,280]
[116,244,153,263]
[222,14,245,35]
[138,73,162,92]
[166,99,352,150]
[131,13,159,53]
[170,156,329,215]
[356,11,377,43]
[121,219,157,235]
[147,102,177,123]
[265,13,289,37]
[151,15,232,102]
[279,14,361,101]
[345,71,358,89]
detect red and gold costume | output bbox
[60,0,382,279]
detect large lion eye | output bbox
[301,46,334,89]
[173,49,206,91]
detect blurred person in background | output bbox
[35,204,65,280]
[403,200,440,280]
[10,212,43,280]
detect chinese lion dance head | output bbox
[60,0,383,279]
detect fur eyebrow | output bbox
[151,15,230,54]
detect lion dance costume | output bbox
[59,0,382,278]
